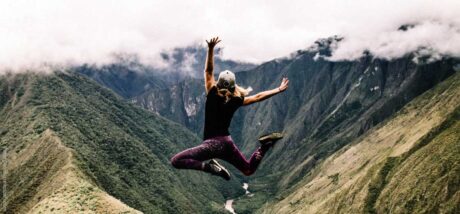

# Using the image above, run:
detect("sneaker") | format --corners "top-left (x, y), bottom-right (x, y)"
top-left (258, 132), bottom-right (284, 147)
top-left (206, 159), bottom-right (231, 180)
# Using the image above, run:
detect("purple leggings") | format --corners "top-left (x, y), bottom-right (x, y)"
top-left (170, 136), bottom-right (269, 176)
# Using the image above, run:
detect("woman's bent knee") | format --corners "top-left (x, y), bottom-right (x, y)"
top-left (170, 155), bottom-right (180, 168)
top-left (243, 169), bottom-right (254, 176)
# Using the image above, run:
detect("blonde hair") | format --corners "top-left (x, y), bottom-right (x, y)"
top-left (217, 84), bottom-right (252, 102)
top-left (235, 84), bottom-right (252, 97)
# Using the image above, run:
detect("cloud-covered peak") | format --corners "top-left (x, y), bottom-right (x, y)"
top-left (0, 0), bottom-right (459, 72)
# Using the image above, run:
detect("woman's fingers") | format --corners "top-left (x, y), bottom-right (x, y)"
top-left (282, 77), bottom-right (288, 84)
top-left (207, 37), bottom-right (221, 46)
top-left (279, 78), bottom-right (289, 92)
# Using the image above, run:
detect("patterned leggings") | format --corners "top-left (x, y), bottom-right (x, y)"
top-left (170, 135), bottom-right (269, 176)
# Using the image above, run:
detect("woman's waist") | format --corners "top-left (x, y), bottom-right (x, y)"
top-left (203, 134), bottom-right (233, 143)
top-left (203, 127), bottom-right (230, 137)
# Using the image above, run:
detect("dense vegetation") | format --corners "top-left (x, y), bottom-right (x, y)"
top-left (0, 72), bottom-right (243, 213)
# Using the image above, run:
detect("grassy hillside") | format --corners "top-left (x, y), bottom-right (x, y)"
top-left (374, 111), bottom-right (459, 213)
top-left (258, 71), bottom-right (460, 213)
top-left (1, 128), bottom-right (140, 213)
top-left (0, 72), bottom-right (241, 213)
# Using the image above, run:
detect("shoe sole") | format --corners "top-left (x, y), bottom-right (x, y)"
top-left (258, 132), bottom-right (284, 143)
top-left (210, 159), bottom-right (231, 180)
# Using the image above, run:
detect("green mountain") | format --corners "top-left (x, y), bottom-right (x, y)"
top-left (2, 38), bottom-right (458, 213)
top-left (130, 41), bottom-right (459, 212)
top-left (261, 68), bottom-right (460, 213)
top-left (76, 63), bottom-right (168, 99)
top-left (0, 72), bottom-right (243, 213)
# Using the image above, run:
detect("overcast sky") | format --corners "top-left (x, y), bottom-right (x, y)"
top-left (0, 0), bottom-right (459, 71)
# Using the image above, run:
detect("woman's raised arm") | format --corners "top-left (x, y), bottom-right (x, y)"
top-left (204, 37), bottom-right (221, 94)
top-left (243, 77), bottom-right (289, 106)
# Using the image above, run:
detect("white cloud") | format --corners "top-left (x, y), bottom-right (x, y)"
top-left (329, 19), bottom-right (460, 61)
top-left (0, 0), bottom-right (459, 72)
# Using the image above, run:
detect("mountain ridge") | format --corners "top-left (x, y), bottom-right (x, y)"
top-left (0, 72), bottom-right (241, 213)
top-left (260, 70), bottom-right (460, 213)
top-left (76, 45), bottom-right (257, 99)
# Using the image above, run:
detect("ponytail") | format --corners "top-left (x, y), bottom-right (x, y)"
top-left (234, 84), bottom-right (252, 97)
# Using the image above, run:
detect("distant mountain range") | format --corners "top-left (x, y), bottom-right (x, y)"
top-left (1, 38), bottom-right (459, 213)
top-left (75, 45), bottom-right (257, 98)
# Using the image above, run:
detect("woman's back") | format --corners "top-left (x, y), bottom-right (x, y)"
top-left (203, 86), bottom-right (244, 140)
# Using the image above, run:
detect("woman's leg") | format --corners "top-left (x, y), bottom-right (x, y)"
top-left (170, 143), bottom-right (215, 171)
top-left (170, 138), bottom-right (227, 171)
top-left (221, 138), bottom-right (270, 176)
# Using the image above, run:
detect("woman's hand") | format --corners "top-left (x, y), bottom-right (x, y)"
top-left (206, 37), bottom-right (221, 49)
top-left (278, 77), bottom-right (289, 92)
top-left (204, 37), bottom-right (220, 93)
top-left (243, 77), bottom-right (290, 106)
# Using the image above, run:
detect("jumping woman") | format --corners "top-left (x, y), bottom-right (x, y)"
top-left (170, 37), bottom-right (289, 180)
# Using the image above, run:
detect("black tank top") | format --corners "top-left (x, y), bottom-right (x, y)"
top-left (203, 86), bottom-right (244, 140)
